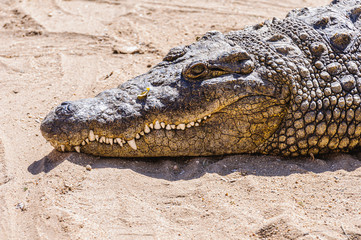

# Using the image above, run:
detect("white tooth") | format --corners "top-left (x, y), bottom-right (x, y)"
top-left (109, 138), bottom-right (113, 145)
top-left (171, 124), bottom-right (176, 129)
top-left (100, 136), bottom-right (105, 143)
top-left (161, 122), bottom-right (165, 128)
top-left (116, 138), bottom-right (123, 147)
top-left (136, 133), bottom-right (140, 139)
top-left (177, 124), bottom-right (186, 130)
top-left (190, 121), bottom-right (195, 126)
top-left (195, 123), bottom-right (200, 126)
top-left (149, 123), bottom-right (154, 129)
top-left (127, 139), bottom-right (137, 150)
top-left (81, 141), bottom-right (86, 146)
top-left (203, 116), bottom-right (207, 120)
top-left (74, 146), bottom-right (80, 153)
top-left (85, 138), bottom-right (89, 144)
top-left (186, 123), bottom-right (192, 128)
top-left (105, 138), bottom-right (109, 144)
top-left (140, 131), bottom-right (144, 136)
top-left (208, 114), bottom-right (211, 118)
top-left (60, 145), bottom-right (65, 152)
top-left (154, 121), bottom-right (161, 129)
top-left (144, 125), bottom-right (150, 133)
top-left (197, 119), bottom-right (202, 123)
top-left (122, 139), bottom-right (126, 144)
top-left (95, 135), bottom-right (99, 141)
top-left (166, 124), bottom-right (172, 130)
top-left (89, 130), bottom-right (95, 141)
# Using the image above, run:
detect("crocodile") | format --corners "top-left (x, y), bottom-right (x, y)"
top-left (41, 0), bottom-right (361, 157)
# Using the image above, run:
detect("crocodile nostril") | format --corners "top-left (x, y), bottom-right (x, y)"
top-left (55, 101), bottom-right (75, 116)
top-left (61, 101), bottom-right (70, 106)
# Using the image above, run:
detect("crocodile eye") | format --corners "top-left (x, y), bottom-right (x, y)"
top-left (184, 63), bottom-right (208, 80)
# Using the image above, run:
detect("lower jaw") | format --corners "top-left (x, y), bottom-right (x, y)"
top-left (52, 131), bottom-right (258, 157)
top-left (55, 143), bottom-right (241, 157)
top-left (53, 141), bottom-right (213, 157)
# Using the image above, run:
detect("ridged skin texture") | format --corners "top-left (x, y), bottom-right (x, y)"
top-left (41, 0), bottom-right (361, 157)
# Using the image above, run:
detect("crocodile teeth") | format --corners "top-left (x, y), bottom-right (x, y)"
top-left (128, 139), bottom-right (137, 150)
top-left (116, 138), bottom-right (123, 147)
top-left (60, 145), bottom-right (65, 152)
top-left (154, 121), bottom-right (161, 129)
top-left (81, 114), bottom-right (213, 149)
top-left (144, 125), bottom-right (150, 133)
top-left (74, 146), bottom-right (80, 153)
top-left (177, 124), bottom-right (186, 130)
top-left (89, 130), bottom-right (95, 141)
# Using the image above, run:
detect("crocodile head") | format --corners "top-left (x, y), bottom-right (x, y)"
top-left (41, 31), bottom-right (291, 157)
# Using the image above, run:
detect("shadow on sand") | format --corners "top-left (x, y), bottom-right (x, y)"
top-left (28, 150), bottom-right (361, 181)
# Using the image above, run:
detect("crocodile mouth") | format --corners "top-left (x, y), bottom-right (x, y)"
top-left (46, 93), bottom-right (286, 157)
top-left (54, 113), bottom-right (213, 153)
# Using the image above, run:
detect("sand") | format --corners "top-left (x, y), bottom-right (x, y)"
top-left (0, 0), bottom-right (360, 239)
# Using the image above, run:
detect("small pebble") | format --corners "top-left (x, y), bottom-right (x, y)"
top-left (16, 202), bottom-right (26, 211)
top-left (86, 165), bottom-right (92, 171)
top-left (173, 165), bottom-right (178, 171)
top-left (112, 45), bottom-right (141, 54)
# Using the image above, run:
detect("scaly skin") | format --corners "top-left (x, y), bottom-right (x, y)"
top-left (41, 0), bottom-right (361, 157)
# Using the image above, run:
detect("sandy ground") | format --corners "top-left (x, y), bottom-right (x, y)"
top-left (0, 0), bottom-right (361, 239)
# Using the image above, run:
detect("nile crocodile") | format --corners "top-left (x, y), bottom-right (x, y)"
top-left (41, 0), bottom-right (361, 157)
